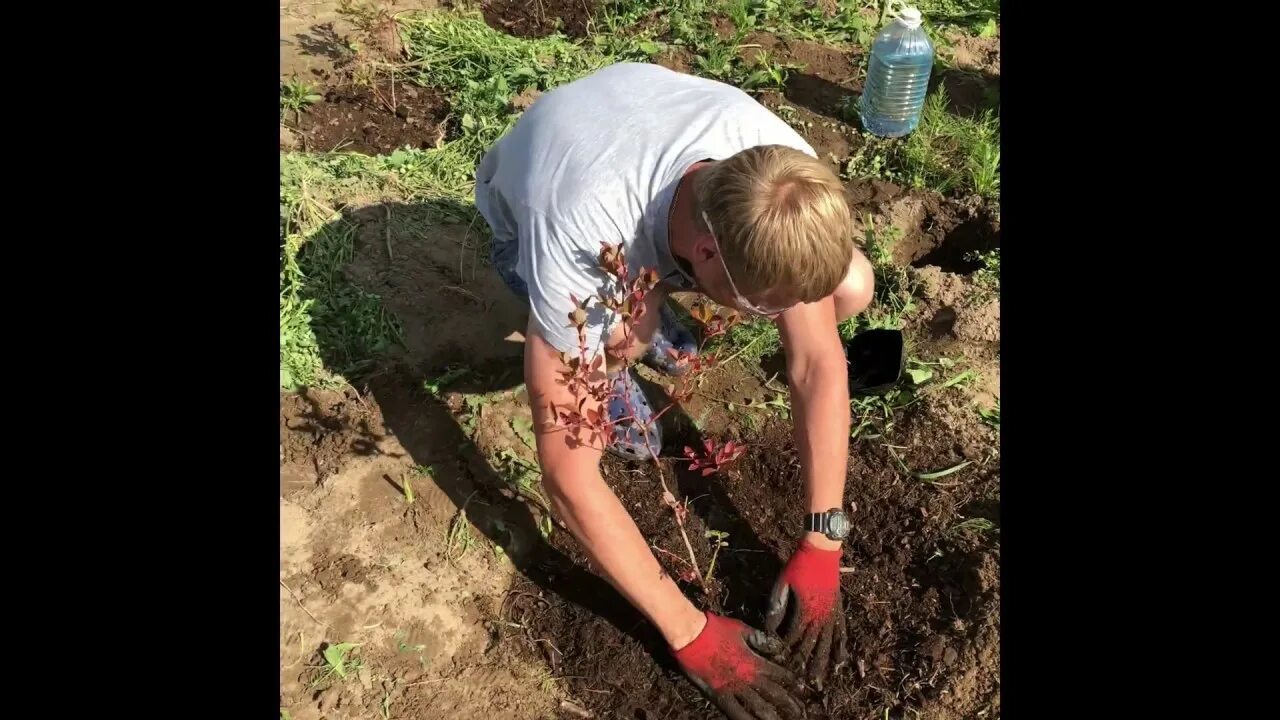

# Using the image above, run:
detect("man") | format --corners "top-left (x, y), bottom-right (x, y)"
top-left (475, 62), bottom-right (874, 720)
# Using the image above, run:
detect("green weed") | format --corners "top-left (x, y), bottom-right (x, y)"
top-left (704, 529), bottom-right (731, 584)
top-left (447, 492), bottom-right (479, 562)
top-left (424, 365), bottom-right (472, 397)
top-left (849, 386), bottom-right (916, 440)
top-left (739, 49), bottom-right (801, 90)
top-left (978, 397), bottom-right (999, 430)
top-left (323, 642), bottom-right (362, 678)
top-left (751, 0), bottom-right (875, 46)
top-left (902, 356), bottom-right (976, 390)
top-left (969, 247), bottom-right (999, 295)
top-left (458, 393), bottom-right (491, 437)
top-left (308, 642), bottom-right (363, 690)
top-left (404, 464), bottom-right (436, 504)
top-left (510, 415), bottom-right (536, 450)
top-left (496, 449), bottom-right (554, 539)
top-left (281, 76), bottom-right (322, 123)
top-left (914, 0), bottom-right (999, 32)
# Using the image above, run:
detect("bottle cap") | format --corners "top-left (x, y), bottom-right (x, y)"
top-left (898, 6), bottom-right (923, 28)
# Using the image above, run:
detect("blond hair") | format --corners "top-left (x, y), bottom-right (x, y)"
top-left (694, 145), bottom-right (853, 304)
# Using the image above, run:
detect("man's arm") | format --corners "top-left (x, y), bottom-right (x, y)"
top-left (765, 295), bottom-right (851, 688)
top-left (526, 320), bottom-right (807, 719)
top-left (524, 321), bottom-right (706, 649)
top-left (776, 295), bottom-right (850, 548)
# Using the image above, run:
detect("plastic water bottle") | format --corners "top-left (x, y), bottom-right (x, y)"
top-left (859, 6), bottom-right (934, 138)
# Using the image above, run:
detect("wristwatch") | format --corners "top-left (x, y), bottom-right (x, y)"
top-left (805, 508), bottom-right (851, 541)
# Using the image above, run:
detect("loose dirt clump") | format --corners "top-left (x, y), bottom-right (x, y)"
top-left (945, 31), bottom-right (1000, 76)
top-left (847, 183), bottom-right (999, 273)
top-left (480, 0), bottom-right (599, 39)
top-left (280, 378), bottom-right (564, 720)
top-left (757, 90), bottom-right (854, 167)
top-left (286, 78), bottom-right (450, 154)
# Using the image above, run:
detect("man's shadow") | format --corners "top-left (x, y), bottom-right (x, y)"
top-left (296, 199), bottom-right (787, 670)
top-left (783, 64), bottom-right (1001, 121)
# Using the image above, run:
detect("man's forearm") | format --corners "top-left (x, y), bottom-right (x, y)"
top-left (542, 464), bottom-right (707, 648)
top-left (788, 356), bottom-right (851, 550)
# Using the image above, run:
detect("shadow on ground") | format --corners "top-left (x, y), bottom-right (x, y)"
top-left (295, 197), bottom-right (786, 671)
top-left (781, 65), bottom-right (1000, 124)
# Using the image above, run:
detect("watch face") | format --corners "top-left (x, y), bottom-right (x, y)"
top-left (827, 512), bottom-right (850, 538)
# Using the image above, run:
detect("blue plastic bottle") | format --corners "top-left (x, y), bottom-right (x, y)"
top-left (859, 6), bottom-right (934, 138)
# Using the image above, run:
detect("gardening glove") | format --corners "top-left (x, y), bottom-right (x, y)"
top-left (765, 540), bottom-right (849, 690)
top-left (673, 612), bottom-right (806, 720)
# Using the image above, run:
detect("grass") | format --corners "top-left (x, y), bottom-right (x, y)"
top-left (713, 318), bottom-right (781, 366)
top-left (844, 89), bottom-right (1000, 201)
top-left (845, 217), bottom-right (916, 336)
top-left (280, 158), bottom-right (408, 389)
top-left (899, 89), bottom-right (1000, 198)
top-left (915, 0), bottom-right (1000, 32)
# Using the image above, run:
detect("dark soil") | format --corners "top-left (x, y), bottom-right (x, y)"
top-left (284, 78), bottom-right (449, 154)
top-left (743, 33), bottom-right (863, 120)
top-left (511, 403), bottom-right (1000, 719)
top-left (757, 90), bottom-right (853, 168)
top-left (854, 182), bottom-right (1000, 274)
top-left (935, 69), bottom-right (1000, 117)
top-left (480, 0), bottom-right (600, 39)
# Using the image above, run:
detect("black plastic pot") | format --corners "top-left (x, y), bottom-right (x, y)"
top-left (844, 328), bottom-right (905, 396)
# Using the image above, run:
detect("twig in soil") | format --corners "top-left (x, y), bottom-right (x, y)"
top-left (532, 637), bottom-right (563, 657)
top-left (280, 580), bottom-right (330, 630)
top-left (385, 205), bottom-right (394, 261)
top-left (560, 700), bottom-right (593, 718)
top-left (650, 544), bottom-right (695, 573)
top-left (284, 631), bottom-right (308, 668)
top-left (714, 330), bottom-right (769, 369)
top-left (442, 285), bottom-right (483, 303)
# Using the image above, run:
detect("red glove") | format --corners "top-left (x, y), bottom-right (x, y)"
top-left (765, 540), bottom-right (849, 689)
top-left (673, 612), bottom-right (805, 720)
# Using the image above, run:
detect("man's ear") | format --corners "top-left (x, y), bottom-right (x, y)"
top-left (692, 234), bottom-right (718, 262)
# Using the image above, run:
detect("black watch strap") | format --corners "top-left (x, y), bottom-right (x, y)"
top-left (805, 512), bottom-right (829, 534)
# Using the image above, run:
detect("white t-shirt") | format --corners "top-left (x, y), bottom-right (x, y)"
top-left (475, 62), bottom-right (815, 353)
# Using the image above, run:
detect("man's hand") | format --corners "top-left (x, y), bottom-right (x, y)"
top-left (765, 540), bottom-right (848, 689)
top-left (674, 612), bottom-right (806, 720)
